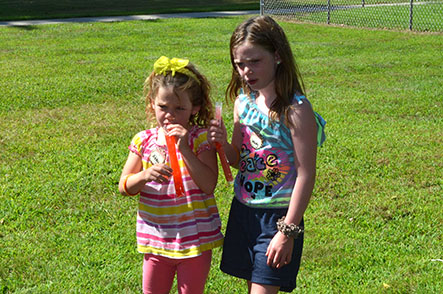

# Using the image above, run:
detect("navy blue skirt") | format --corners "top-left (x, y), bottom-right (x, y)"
top-left (220, 197), bottom-right (304, 292)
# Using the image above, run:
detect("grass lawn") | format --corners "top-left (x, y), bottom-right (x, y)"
top-left (0, 0), bottom-right (258, 21)
top-left (265, 1), bottom-right (443, 31)
top-left (0, 15), bottom-right (442, 293)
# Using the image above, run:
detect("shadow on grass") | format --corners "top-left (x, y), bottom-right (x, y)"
top-left (10, 25), bottom-right (39, 30)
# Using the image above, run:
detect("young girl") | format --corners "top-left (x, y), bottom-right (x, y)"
top-left (208, 16), bottom-right (325, 293)
top-left (119, 56), bottom-right (224, 294)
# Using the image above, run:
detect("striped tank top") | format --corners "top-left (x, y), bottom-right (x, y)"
top-left (128, 126), bottom-right (223, 258)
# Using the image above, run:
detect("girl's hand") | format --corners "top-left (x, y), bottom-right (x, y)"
top-left (165, 124), bottom-right (190, 151)
top-left (143, 164), bottom-right (172, 183)
top-left (208, 119), bottom-right (228, 147)
top-left (265, 232), bottom-right (294, 269)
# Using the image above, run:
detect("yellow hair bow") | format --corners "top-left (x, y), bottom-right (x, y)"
top-left (153, 56), bottom-right (199, 83)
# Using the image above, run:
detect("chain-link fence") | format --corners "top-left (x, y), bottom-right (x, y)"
top-left (260, 0), bottom-right (443, 31)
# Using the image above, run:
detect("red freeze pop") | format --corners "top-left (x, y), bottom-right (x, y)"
top-left (165, 133), bottom-right (185, 197)
top-left (215, 102), bottom-right (234, 184)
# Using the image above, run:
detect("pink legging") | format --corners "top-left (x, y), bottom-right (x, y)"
top-left (142, 250), bottom-right (212, 294)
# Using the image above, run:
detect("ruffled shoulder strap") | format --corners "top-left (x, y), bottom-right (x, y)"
top-left (292, 95), bottom-right (326, 147)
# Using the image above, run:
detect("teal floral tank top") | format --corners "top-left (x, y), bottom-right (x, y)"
top-left (234, 92), bottom-right (326, 208)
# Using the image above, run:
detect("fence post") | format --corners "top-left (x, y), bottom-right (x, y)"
top-left (327, 0), bottom-right (331, 24)
top-left (409, 0), bottom-right (413, 30)
top-left (362, 0), bottom-right (365, 8)
top-left (260, 0), bottom-right (264, 16)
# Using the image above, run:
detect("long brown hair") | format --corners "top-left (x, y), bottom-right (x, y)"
top-left (226, 15), bottom-right (306, 124)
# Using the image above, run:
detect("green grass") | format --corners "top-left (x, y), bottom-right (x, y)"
top-left (0, 0), bottom-right (258, 21)
top-left (1, 16), bottom-right (442, 293)
top-left (295, 4), bottom-right (443, 31)
top-left (270, 1), bottom-right (443, 31)
top-left (275, 0), bottom-right (438, 5)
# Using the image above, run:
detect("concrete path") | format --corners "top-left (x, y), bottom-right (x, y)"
top-left (0, 10), bottom-right (259, 26)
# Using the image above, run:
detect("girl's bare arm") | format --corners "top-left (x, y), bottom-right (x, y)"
top-left (266, 102), bottom-right (318, 269)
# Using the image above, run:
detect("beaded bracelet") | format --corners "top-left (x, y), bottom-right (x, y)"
top-left (276, 216), bottom-right (304, 239)
top-left (123, 173), bottom-right (139, 196)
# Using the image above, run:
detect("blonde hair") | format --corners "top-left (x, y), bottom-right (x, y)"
top-left (226, 15), bottom-right (306, 124)
top-left (144, 62), bottom-right (213, 127)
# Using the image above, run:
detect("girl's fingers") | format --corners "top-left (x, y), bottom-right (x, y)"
top-left (266, 248), bottom-right (276, 267)
top-left (159, 166), bottom-right (172, 176)
top-left (148, 165), bottom-right (172, 183)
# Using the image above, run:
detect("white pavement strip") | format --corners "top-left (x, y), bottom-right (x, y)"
top-left (0, 10), bottom-right (259, 26)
